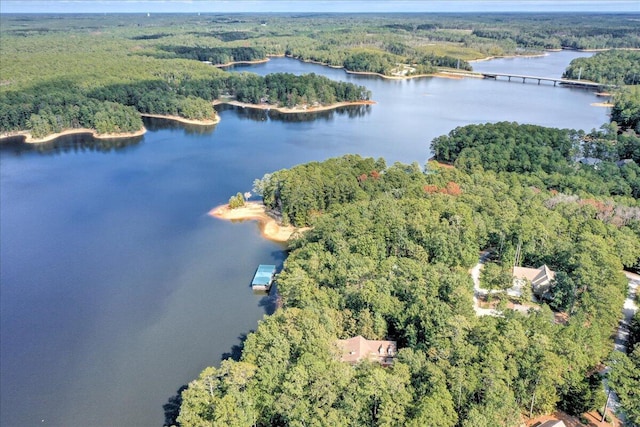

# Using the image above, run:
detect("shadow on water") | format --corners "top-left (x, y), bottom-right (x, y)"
top-left (160, 249), bottom-right (285, 426)
top-left (0, 133), bottom-right (144, 156)
top-left (257, 284), bottom-right (278, 315)
top-left (163, 384), bottom-right (187, 427)
top-left (0, 116), bottom-right (217, 158)
top-left (215, 103), bottom-right (371, 123)
top-left (221, 333), bottom-right (251, 362)
top-left (162, 331), bottom-right (253, 426)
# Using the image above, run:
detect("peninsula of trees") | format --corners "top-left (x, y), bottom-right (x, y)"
top-left (179, 122), bottom-right (640, 426)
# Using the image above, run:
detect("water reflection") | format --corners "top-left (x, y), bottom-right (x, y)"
top-left (0, 117), bottom-right (217, 157)
top-left (142, 116), bottom-right (218, 136)
top-left (0, 133), bottom-right (144, 156)
top-left (216, 103), bottom-right (372, 123)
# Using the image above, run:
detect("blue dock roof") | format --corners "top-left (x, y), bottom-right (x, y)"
top-left (252, 265), bottom-right (276, 286)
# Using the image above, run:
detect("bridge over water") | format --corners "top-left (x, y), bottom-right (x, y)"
top-left (481, 72), bottom-right (602, 88)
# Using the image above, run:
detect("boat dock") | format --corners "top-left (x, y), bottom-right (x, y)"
top-left (252, 264), bottom-right (276, 291)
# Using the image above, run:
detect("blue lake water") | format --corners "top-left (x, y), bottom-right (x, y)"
top-left (0, 51), bottom-right (608, 426)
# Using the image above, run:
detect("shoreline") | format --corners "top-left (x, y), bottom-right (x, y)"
top-left (1, 127), bottom-right (147, 144)
top-left (212, 54), bottom-right (286, 68)
top-left (1, 112), bottom-right (220, 144)
top-left (213, 99), bottom-right (376, 113)
top-left (345, 69), bottom-right (436, 80)
top-left (469, 52), bottom-right (549, 63)
top-left (346, 69), bottom-right (483, 81)
top-left (140, 113), bottom-right (220, 125)
top-left (288, 55), bottom-right (470, 80)
top-left (214, 58), bottom-right (270, 68)
top-left (470, 47), bottom-right (640, 63)
top-left (208, 201), bottom-right (309, 243)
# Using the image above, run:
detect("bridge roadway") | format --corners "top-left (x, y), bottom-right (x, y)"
top-left (481, 72), bottom-right (602, 88)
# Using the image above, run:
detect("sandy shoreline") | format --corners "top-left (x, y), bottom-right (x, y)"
top-left (591, 102), bottom-right (614, 107)
top-left (469, 52), bottom-right (549, 63)
top-left (0, 127), bottom-right (147, 144)
top-left (289, 55), bottom-right (475, 80)
top-left (470, 47), bottom-right (640, 63)
top-left (213, 99), bottom-right (376, 113)
top-left (1, 112), bottom-right (220, 144)
top-left (140, 113), bottom-right (220, 125)
top-left (208, 201), bottom-right (309, 243)
top-left (214, 58), bottom-right (270, 68)
top-left (345, 69), bottom-right (436, 80)
top-left (212, 54), bottom-right (286, 68)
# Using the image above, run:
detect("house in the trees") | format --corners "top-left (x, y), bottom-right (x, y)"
top-left (538, 420), bottom-right (567, 427)
top-left (336, 336), bottom-right (396, 366)
top-left (616, 158), bottom-right (635, 167)
top-left (577, 157), bottom-right (602, 168)
top-left (512, 265), bottom-right (556, 298)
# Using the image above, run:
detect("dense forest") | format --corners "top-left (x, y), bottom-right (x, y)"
top-left (563, 50), bottom-right (640, 86)
top-left (612, 86), bottom-right (640, 133)
top-left (431, 122), bottom-right (640, 198)
top-left (2, 13), bottom-right (639, 138)
top-left (178, 123), bottom-right (640, 426)
top-left (563, 50), bottom-right (640, 133)
top-left (0, 70), bottom-right (369, 138)
top-left (159, 46), bottom-right (267, 64)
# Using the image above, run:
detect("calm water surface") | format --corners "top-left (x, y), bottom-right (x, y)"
top-left (0, 51), bottom-right (608, 426)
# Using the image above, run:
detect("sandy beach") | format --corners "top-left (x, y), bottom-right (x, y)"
top-left (209, 201), bottom-right (310, 243)
top-left (212, 99), bottom-right (376, 113)
top-left (591, 102), bottom-right (614, 107)
top-left (140, 113), bottom-right (220, 125)
top-left (214, 58), bottom-right (270, 68)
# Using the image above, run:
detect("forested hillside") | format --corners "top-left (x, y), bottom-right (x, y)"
top-left (612, 86), bottom-right (640, 133)
top-left (563, 50), bottom-right (640, 134)
top-left (431, 121), bottom-right (640, 198)
top-left (178, 123), bottom-right (640, 426)
top-left (563, 50), bottom-right (640, 86)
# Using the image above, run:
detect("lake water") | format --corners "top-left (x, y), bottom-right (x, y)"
top-left (0, 51), bottom-right (608, 426)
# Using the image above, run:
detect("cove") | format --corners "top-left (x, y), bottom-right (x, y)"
top-left (0, 51), bottom-right (608, 426)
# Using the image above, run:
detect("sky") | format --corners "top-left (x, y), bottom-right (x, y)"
top-left (1, 0), bottom-right (638, 14)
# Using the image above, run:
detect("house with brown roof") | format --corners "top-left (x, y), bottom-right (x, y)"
top-left (512, 264), bottom-right (556, 298)
top-left (336, 336), bottom-right (397, 366)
